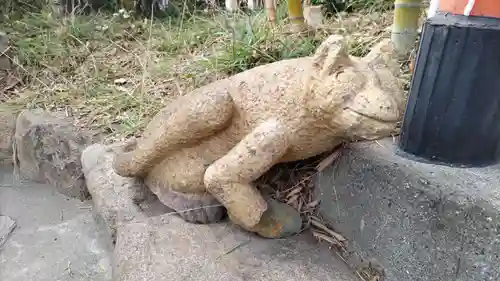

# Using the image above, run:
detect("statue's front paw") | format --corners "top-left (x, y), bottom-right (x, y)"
top-left (249, 198), bottom-right (302, 239)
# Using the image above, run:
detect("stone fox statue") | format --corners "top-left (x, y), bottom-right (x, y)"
top-left (113, 35), bottom-right (405, 238)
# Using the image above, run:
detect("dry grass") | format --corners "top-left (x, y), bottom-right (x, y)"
top-left (1, 3), bottom-right (421, 280)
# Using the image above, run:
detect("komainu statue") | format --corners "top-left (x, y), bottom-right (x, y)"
top-left (113, 35), bottom-right (405, 238)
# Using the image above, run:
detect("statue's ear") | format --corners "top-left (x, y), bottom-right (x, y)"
top-left (312, 35), bottom-right (352, 78)
top-left (363, 38), bottom-right (394, 63)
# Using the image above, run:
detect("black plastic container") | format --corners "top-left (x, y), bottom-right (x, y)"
top-left (399, 12), bottom-right (500, 167)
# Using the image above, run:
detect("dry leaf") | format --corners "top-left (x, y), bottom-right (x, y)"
top-left (306, 199), bottom-right (320, 208)
top-left (312, 231), bottom-right (343, 247)
top-left (316, 147), bottom-right (343, 172)
top-left (286, 194), bottom-right (299, 204)
top-left (356, 271), bottom-right (369, 281)
top-left (287, 186), bottom-right (302, 198)
top-left (310, 218), bottom-right (347, 242)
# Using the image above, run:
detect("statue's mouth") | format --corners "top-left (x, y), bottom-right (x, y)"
top-left (347, 107), bottom-right (400, 123)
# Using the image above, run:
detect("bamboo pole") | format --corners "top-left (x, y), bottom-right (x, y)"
top-left (287, 0), bottom-right (305, 31)
top-left (265, 0), bottom-right (277, 24)
top-left (391, 0), bottom-right (423, 57)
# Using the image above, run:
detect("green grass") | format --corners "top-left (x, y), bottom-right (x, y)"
top-left (0, 1), bottom-right (398, 140)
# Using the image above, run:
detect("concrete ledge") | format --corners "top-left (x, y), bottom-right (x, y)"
top-left (317, 138), bottom-right (500, 281)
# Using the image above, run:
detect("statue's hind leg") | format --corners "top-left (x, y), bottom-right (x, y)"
top-left (113, 88), bottom-right (234, 178)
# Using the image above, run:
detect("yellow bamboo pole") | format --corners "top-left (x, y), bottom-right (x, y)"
top-left (391, 0), bottom-right (423, 57)
top-left (287, 0), bottom-right (305, 31)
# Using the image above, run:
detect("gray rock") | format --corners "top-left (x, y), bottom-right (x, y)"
top-left (0, 215), bottom-right (16, 248)
top-left (0, 32), bottom-right (10, 71)
top-left (112, 213), bottom-right (358, 281)
top-left (81, 143), bottom-right (170, 243)
top-left (13, 109), bottom-right (91, 200)
top-left (252, 196), bottom-right (303, 239)
top-left (317, 138), bottom-right (500, 281)
top-left (0, 58), bottom-right (8, 71)
top-left (0, 32), bottom-right (8, 52)
top-left (0, 111), bottom-right (16, 164)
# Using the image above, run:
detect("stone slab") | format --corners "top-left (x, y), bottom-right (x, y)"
top-left (0, 165), bottom-right (112, 281)
top-left (113, 213), bottom-right (358, 281)
top-left (317, 138), bottom-right (500, 281)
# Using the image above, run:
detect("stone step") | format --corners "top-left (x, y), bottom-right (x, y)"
top-left (0, 165), bottom-right (113, 281)
top-left (113, 213), bottom-right (357, 281)
top-left (317, 138), bottom-right (500, 281)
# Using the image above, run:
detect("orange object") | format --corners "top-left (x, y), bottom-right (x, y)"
top-left (439, 0), bottom-right (500, 18)
top-left (409, 58), bottom-right (415, 74)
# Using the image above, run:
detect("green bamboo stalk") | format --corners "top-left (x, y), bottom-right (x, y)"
top-left (391, 0), bottom-right (423, 57)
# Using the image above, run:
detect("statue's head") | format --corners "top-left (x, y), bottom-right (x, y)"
top-left (303, 35), bottom-right (368, 122)
top-left (304, 35), bottom-right (404, 137)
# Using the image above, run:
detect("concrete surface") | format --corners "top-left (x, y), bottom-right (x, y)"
top-left (0, 165), bottom-right (112, 281)
top-left (113, 213), bottom-right (358, 281)
top-left (317, 138), bottom-right (500, 281)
